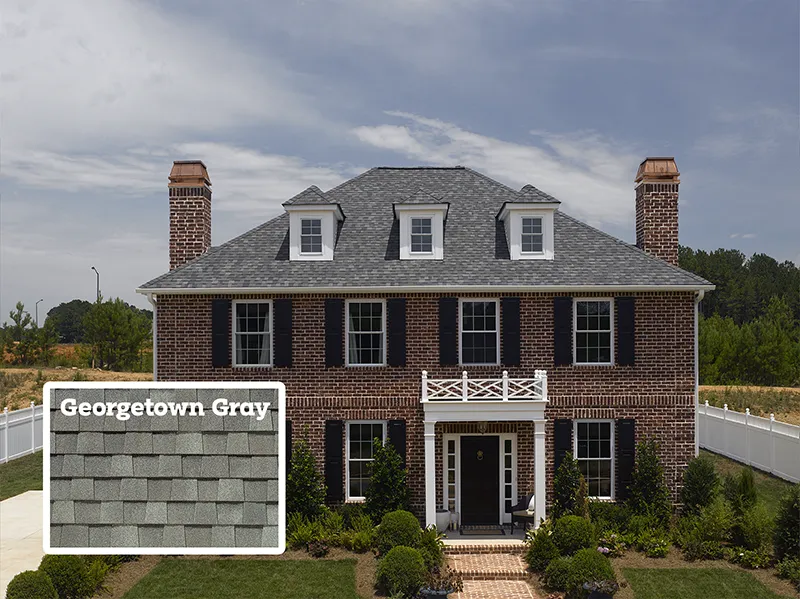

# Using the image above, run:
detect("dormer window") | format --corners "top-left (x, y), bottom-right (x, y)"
top-left (497, 186), bottom-right (560, 261)
top-left (410, 217), bottom-right (433, 254)
top-left (301, 218), bottom-right (323, 254)
top-left (521, 217), bottom-right (544, 254)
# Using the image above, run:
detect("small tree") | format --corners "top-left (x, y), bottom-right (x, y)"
top-left (628, 439), bottom-right (671, 525)
top-left (82, 297), bottom-right (151, 370)
top-left (287, 437), bottom-right (327, 519)
top-left (724, 468), bottom-right (757, 517)
top-left (681, 456), bottom-right (719, 516)
top-left (552, 452), bottom-right (583, 520)
top-left (774, 484), bottom-right (800, 560)
top-left (365, 438), bottom-right (410, 523)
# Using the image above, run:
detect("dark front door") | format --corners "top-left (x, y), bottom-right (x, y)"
top-left (460, 436), bottom-right (500, 525)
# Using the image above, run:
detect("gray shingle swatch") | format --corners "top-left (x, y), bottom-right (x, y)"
top-left (50, 386), bottom-right (280, 548)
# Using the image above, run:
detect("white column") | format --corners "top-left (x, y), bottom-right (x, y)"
top-left (534, 420), bottom-right (547, 527)
top-left (424, 420), bottom-right (437, 528)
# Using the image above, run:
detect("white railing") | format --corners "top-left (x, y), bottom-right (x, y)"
top-left (421, 370), bottom-right (548, 402)
top-left (0, 402), bottom-right (45, 464)
top-left (697, 400), bottom-right (800, 484)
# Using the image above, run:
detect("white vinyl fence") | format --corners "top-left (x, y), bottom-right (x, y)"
top-left (697, 401), bottom-right (800, 484)
top-left (0, 402), bottom-right (44, 464)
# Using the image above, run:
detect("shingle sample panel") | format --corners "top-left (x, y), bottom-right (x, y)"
top-left (50, 386), bottom-right (280, 549)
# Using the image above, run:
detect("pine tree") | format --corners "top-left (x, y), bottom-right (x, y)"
top-left (364, 439), bottom-right (410, 523)
top-left (552, 452), bottom-right (583, 520)
top-left (286, 436), bottom-right (326, 519)
top-left (628, 439), bottom-right (671, 525)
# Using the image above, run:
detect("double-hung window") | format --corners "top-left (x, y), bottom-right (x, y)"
top-left (346, 300), bottom-right (385, 366)
top-left (574, 299), bottom-right (613, 364)
top-left (233, 301), bottom-right (272, 366)
top-left (575, 421), bottom-right (614, 498)
top-left (460, 300), bottom-right (499, 365)
top-left (300, 218), bottom-right (323, 254)
top-left (410, 217), bottom-right (433, 254)
top-left (521, 216), bottom-right (543, 253)
top-left (347, 421), bottom-right (386, 500)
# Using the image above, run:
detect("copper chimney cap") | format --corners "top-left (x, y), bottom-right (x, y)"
top-left (169, 160), bottom-right (211, 187)
top-left (635, 157), bottom-right (679, 184)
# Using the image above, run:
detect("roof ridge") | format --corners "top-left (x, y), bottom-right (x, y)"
top-left (460, 166), bottom-right (528, 198)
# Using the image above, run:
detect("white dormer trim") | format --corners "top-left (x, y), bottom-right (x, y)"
top-left (394, 203), bottom-right (448, 260)
top-left (285, 205), bottom-right (344, 261)
top-left (498, 203), bottom-right (558, 261)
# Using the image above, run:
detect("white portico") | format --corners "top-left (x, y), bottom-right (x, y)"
top-left (421, 370), bottom-right (549, 530)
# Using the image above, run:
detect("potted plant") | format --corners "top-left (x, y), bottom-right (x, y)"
top-left (419, 565), bottom-right (464, 598)
top-left (582, 580), bottom-right (619, 599)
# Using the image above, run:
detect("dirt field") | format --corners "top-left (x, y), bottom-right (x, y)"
top-left (700, 385), bottom-right (800, 425)
top-left (0, 367), bottom-right (152, 411)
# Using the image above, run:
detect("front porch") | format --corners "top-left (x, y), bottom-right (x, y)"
top-left (421, 370), bottom-right (549, 531)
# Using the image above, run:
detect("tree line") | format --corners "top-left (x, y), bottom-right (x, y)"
top-left (679, 247), bottom-right (800, 387)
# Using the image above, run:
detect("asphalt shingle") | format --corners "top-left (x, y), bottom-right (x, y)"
top-left (85, 455), bottom-right (112, 477)
top-left (175, 433), bottom-right (203, 454)
top-left (181, 456), bottom-right (201, 478)
top-left (77, 432), bottom-right (105, 454)
top-left (217, 479), bottom-right (245, 502)
top-left (120, 479), bottom-right (148, 501)
top-left (123, 432), bottom-right (153, 454)
top-left (94, 479), bottom-right (121, 501)
top-left (185, 525), bottom-right (212, 547)
top-left (51, 500), bottom-right (75, 524)
top-left (139, 526), bottom-right (165, 547)
top-left (61, 455), bottom-right (84, 477)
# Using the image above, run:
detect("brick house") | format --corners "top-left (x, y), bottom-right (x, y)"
top-left (137, 158), bottom-right (713, 530)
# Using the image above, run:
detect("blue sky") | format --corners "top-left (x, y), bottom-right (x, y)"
top-left (1, 0), bottom-right (797, 317)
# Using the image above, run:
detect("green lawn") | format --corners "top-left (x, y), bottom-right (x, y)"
top-left (0, 450), bottom-right (43, 500)
top-left (623, 568), bottom-right (791, 599)
top-left (122, 559), bottom-right (361, 599)
top-left (700, 449), bottom-right (794, 513)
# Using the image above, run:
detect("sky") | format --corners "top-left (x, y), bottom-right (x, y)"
top-left (1, 0), bottom-right (798, 319)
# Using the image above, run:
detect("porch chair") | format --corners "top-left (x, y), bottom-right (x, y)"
top-left (506, 492), bottom-right (536, 534)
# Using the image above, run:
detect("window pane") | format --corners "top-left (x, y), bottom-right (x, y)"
top-left (348, 303), bottom-right (384, 364)
top-left (234, 303), bottom-right (271, 365)
top-left (575, 301), bottom-right (612, 363)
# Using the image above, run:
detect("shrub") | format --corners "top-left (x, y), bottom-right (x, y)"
top-left (628, 439), bottom-right (671, 525)
top-left (596, 532), bottom-right (627, 558)
top-left (635, 530), bottom-right (670, 558)
top-left (38, 555), bottom-right (92, 599)
top-left (738, 501), bottom-right (774, 551)
top-left (307, 540), bottom-right (329, 557)
top-left (375, 510), bottom-right (421, 556)
top-left (552, 453), bottom-right (583, 520)
top-left (776, 557), bottom-right (800, 587)
top-left (365, 439), bottom-right (410, 523)
top-left (675, 496), bottom-right (733, 561)
top-left (724, 468), bottom-right (758, 517)
top-left (417, 525), bottom-right (445, 570)
top-left (338, 528), bottom-right (374, 553)
top-left (543, 556), bottom-right (573, 591)
top-left (567, 548), bottom-right (616, 598)
top-left (376, 546), bottom-right (427, 598)
top-left (5, 570), bottom-right (57, 599)
top-left (287, 437), bottom-right (327, 520)
top-left (724, 547), bottom-right (771, 569)
top-left (526, 526), bottom-right (560, 572)
top-left (774, 484), bottom-right (800, 560)
top-left (336, 502), bottom-right (367, 528)
top-left (84, 558), bottom-right (111, 595)
top-left (681, 456), bottom-right (719, 516)
top-left (552, 515), bottom-right (594, 556)
top-left (319, 509), bottom-right (345, 542)
top-left (286, 512), bottom-right (322, 549)
top-left (625, 513), bottom-right (663, 537)
top-left (588, 501), bottom-right (630, 535)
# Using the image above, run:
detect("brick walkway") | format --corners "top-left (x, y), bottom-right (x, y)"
top-left (453, 580), bottom-right (536, 599)
top-left (446, 552), bottom-right (528, 580)
top-left (445, 544), bottom-right (536, 598)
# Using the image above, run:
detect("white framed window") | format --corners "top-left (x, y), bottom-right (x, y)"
top-left (410, 217), bottom-right (433, 254)
top-left (300, 218), bottom-right (323, 254)
top-left (521, 216), bottom-right (544, 254)
top-left (345, 300), bottom-right (386, 366)
top-left (346, 421), bottom-right (387, 500)
top-left (232, 300), bottom-right (272, 367)
top-left (574, 420), bottom-right (614, 499)
top-left (459, 299), bottom-right (500, 365)
top-left (573, 299), bottom-right (614, 365)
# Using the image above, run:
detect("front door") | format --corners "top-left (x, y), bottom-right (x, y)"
top-left (459, 436), bottom-right (500, 525)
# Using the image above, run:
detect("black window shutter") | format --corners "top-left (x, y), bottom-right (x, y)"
top-left (387, 298), bottom-right (407, 367)
top-left (617, 419), bottom-right (636, 500)
top-left (286, 419), bottom-right (293, 471)
top-left (439, 297), bottom-right (458, 365)
top-left (211, 299), bottom-right (231, 367)
top-left (501, 297), bottom-right (521, 366)
top-left (324, 420), bottom-right (344, 502)
top-left (325, 299), bottom-right (344, 367)
top-left (554, 419), bottom-right (573, 473)
top-left (553, 296), bottom-right (573, 366)
top-left (617, 297), bottom-right (635, 366)
top-left (273, 298), bottom-right (292, 367)
top-left (388, 420), bottom-right (407, 468)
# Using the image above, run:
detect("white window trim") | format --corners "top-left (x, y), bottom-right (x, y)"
top-left (345, 299), bottom-right (387, 367)
top-left (458, 298), bottom-right (501, 366)
top-left (395, 204), bottom-right (446, 260)
top-left (573, 419), bottom-right (615, 500)
top-left (231, 299), bottom-right (273, 368)
top-left (573, 297), bottom-right (615, 366)
top-left (520, 216), bottom-right (545, 255)
top-left (499, 206), bottom-right (555, 261)
top-left (286, 207), bottom-right (340, 261)
top-left (409, 215), bottom-right (434, 255)
top-left (346, 420), bottom-right (387, 501)
top-left (299, 217), bottom-right (324, 256)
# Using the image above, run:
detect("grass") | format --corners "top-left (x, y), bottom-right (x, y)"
top-left (700, 386), bottom-right (800, 426)
top-left (700, 449), bottom-right (794, 513)
top-left (122, 559), bottom-right (361, 599)
top-left (0, 449), bottom-right (43, 500)
top-left (623, 568), bottom-right (792, 599)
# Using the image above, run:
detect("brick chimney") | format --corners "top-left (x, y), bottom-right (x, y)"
top-left (168, 160), bottom-right (211, 270)
top-left (635, 157), bottom-right (680, 265)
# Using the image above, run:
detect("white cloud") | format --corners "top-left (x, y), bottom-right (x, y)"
top-left (729, 233), bottom-right (757, 239)
top-left (353, 112), bottom-right (642, 226)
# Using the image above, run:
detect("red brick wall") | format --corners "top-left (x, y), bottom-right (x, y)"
top-left (636, 182), bottom-right (679, 266)
top-left (155, 291), bottom-right (696, 511)
top-left (169, 186), bottom-right (211, 270)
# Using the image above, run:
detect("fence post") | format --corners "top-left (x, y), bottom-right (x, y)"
top-left (30, 401), bottom-right (36, 454)
top-left (723, 404), bottom-right (728, 457)
top-left (703, 400), bottom-right (709, 449)
top-left (769, 413), bottom-right (776, 475)
top-left (462, 371), bottom-right (469, 402)
top-left (2, 407), bottom-right (8, 464)
top-left (745, 408), bottom-right (751, 466)
top-left (501, 371), bottom-right (509, 401)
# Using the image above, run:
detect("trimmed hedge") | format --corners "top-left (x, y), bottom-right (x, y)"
top-left (5, 570), bottom-right (57, 599)
top-left (376, 546), bottom-right (427, 598)
top-left (38, 554), bottom-right (92, 599)
top-left (552, 515), bottom-right (594, 556)
top-left (526, 527), bottom-right (560, 572)
top-left (375, 510), bottom-right (421, 556)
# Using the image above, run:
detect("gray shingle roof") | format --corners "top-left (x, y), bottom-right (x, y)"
top-left (139, 166), bottom-right (712, 291)
top-left (281, 185), bottom-right (332, 205)
top-left (395, 188), bottom-right (446, 204)
top-left (515, 184), bottom-right (561, 204)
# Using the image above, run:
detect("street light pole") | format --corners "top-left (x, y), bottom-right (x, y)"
top-left (91, 266), bottom-right (100, 302)
top-left (35, 299), bottom-right (43, 327)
